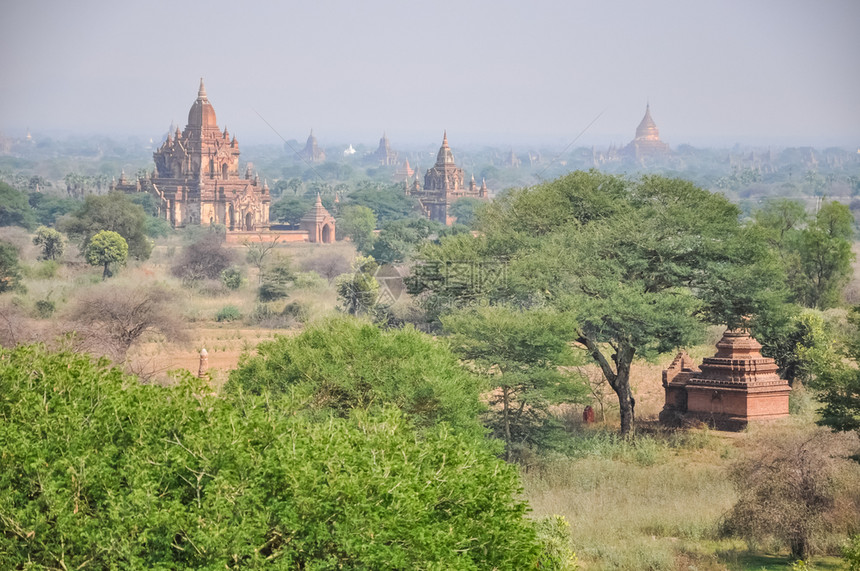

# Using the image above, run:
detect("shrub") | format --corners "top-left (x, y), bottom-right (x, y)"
top-left (32, 226), bottom-right (65, 260)
top-left (220, 266), bottom-right (244, 290)
top-left (33, 299), bottom-right (56, 319)
top-left (535, 516), bottom-right (579, 570)
top-left (299, 251), bottom-right (350, 283)
top-left (258, 257), bottom-right (295, 302)
top-left (0, 240), bottom-right (23, 293)
top-left (722, 428), bottom-right (858, 559)
top-left (227, 316), bottom-right (486, 436)
top-left (843, 535), bottom-right (860, 571)
top-left (171, 233), bottom-right (236, 284)
top-left (215, 305), bottom-right (241, 322)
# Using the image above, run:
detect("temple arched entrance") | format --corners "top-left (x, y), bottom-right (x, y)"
top-left (245, 212), bottom-right (254, 231)
top-left (321, 223), bottom-right (333, 244)
top-left (227, 204), bottom-right (235, 230)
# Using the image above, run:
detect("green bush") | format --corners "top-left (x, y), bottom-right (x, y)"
top-left (33, 299), bottom-right (56, 319)
top-left (215, 305), bottom-right (241, 322)
top-left (227, 316), bottom-right (486, 437)
top-left (220, 266), bottom-right (244, 290)
top-left (0, 344), bottom-right (550, 569)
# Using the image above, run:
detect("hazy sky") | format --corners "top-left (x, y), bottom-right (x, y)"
top-left (1, 0), bottom-right (858, 147)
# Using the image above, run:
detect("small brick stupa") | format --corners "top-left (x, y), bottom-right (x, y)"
top-left (660, 329), bottom-right (791, 430)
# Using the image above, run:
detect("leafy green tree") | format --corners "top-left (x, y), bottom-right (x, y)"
top-left (258, 256), bottom-right (296, 301)
top-left (811, 306), bottom-right (860, 445)
top-left (32, 225), bottom-right (65, 260)
top-left (794, 201), bottom-right (854, 309)
top-left (27, 192), bottom-right (79, 226)
top-left (228, 316), bottom-right (485, 435)
top-left (337, 204), bottom-right (376, 253)
top-left (449, 197), bottom-right (484, 228)
top-left (442, 306), bottom-right (588, 459)
top-left (60, 191), bottom-right (152, 260)
top-left (0, 241), bottom-right (22, 293)
top-left (336, 255), bottom-right (380, 315)
top-left (0, 181), bottom-right (35, 229)
top-left (413, 171), bottom-right (782, 435)
top-left (270, 195), bottom-right (312, 227)
top-left (370, 217), bottom-right (440, 264)
top-left (347, 183), bottom-right (418, 224)
top-left (85, 230), bottom-right (128, 280)
top-left (0, 343), bottom-right (550, 570)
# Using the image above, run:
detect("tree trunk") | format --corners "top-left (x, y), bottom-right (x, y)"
top-left (579, 335), bottom-right (636, 437)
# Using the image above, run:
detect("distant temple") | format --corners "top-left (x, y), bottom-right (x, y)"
top-left (660, 328), bottom-right (791, 430)
top-left (407, 132), bottom-right (486, 225)
top-left (370, 132), bottom-right (398, 166)
top-left (113, 79), bottom-right (270, 231)
top-left (300, 130), bottom-right (326, 163)
top-left (299, 193), bottom-right (336, 243)
top-left (623, 103), bottom-right (670, 160)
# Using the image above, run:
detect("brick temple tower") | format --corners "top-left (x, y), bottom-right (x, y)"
top-left (299, 194), bottom-right (336, 243)
top-left (113, 79), bottom-right (270, 231)
top-left (661, 328), bottom-right (791, 430)
top-left (411, 132), bottom-right (486, 225)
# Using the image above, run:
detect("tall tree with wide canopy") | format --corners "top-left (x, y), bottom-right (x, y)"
top-left (412, 171), bottom-right (783, 435)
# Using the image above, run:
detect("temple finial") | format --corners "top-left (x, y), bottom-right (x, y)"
top-left (198, 77), bottom-right (207, 101)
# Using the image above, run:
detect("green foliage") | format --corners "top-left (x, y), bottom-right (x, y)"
top-left (753, 307), bottom-right (835, 385)
top-left (335, 255), bottom-right (379, 315)
top-left (0, 344), bottom-right (548, 570)
top-left (843, 535), bottom-right (860, 571)
top-left (258, 257), bottom-right (296, 302)
top-left (794, 201), bottom-right (854, 309)
top-left (32, 225), bottom-right (65, 260)
top-left (220, 266), bottom-right (244, 290)
top-left (269, 195), bottom-right (312, 226)
top-left (215, 304), bottom-right (242, 322)
top-left (812, 306), bottom-right (860, 441)
top-left (449, 196), bottom-right (484, 228)
top-left (535, 515), bottom-right (579, 570)
top-left (27, 192), bottom-right (79, 226)
top-left (370, 217), bottom-right (441, 264)
top-left (227, 316), bottom-right (486, 437)
top-left (171, 233), bottom-right (236, 284)
top-left (33, 298), bottom-right (56, 318)
top-left (144, 215), bottom-right (172, 238)
top-left (752, 199), bottom-right (855, 309)
top-left (59, 191), bottom-right (152, 260)
top-left (0, 181), bottom-right (36, 229)
top-left (337, 204), bottom-right (376, 253)
top-left (442, 305), bottom-right (588, 457)
top-left (346, 183), bottom-right (418, 224)
top-left (84, 230), bottom-right (128, 279)
top-left (0, 240), bottom-right (22, 293)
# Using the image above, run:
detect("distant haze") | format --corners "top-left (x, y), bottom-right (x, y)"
top-left (1, 0), bottom-right (858, 148)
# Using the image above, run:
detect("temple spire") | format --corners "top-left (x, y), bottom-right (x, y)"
top-left (197, 77), bottom-right (207, 101)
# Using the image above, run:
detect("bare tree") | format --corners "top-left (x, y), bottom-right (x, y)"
top-left (244, 231), bottom-right (280, 283)
top-left (65, 283), bottom-right (187, 362)
top-left (723, 428), bottom-right (860, 560)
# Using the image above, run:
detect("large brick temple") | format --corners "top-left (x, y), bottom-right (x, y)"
top-left (407, 132), bottom-right (486, 225)
top-left (623, 103), bottom-right (670, 161)
top-left (660, 328), bottom-right (791, 430)
top-left (113, 79), bottom-right (270, 231)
